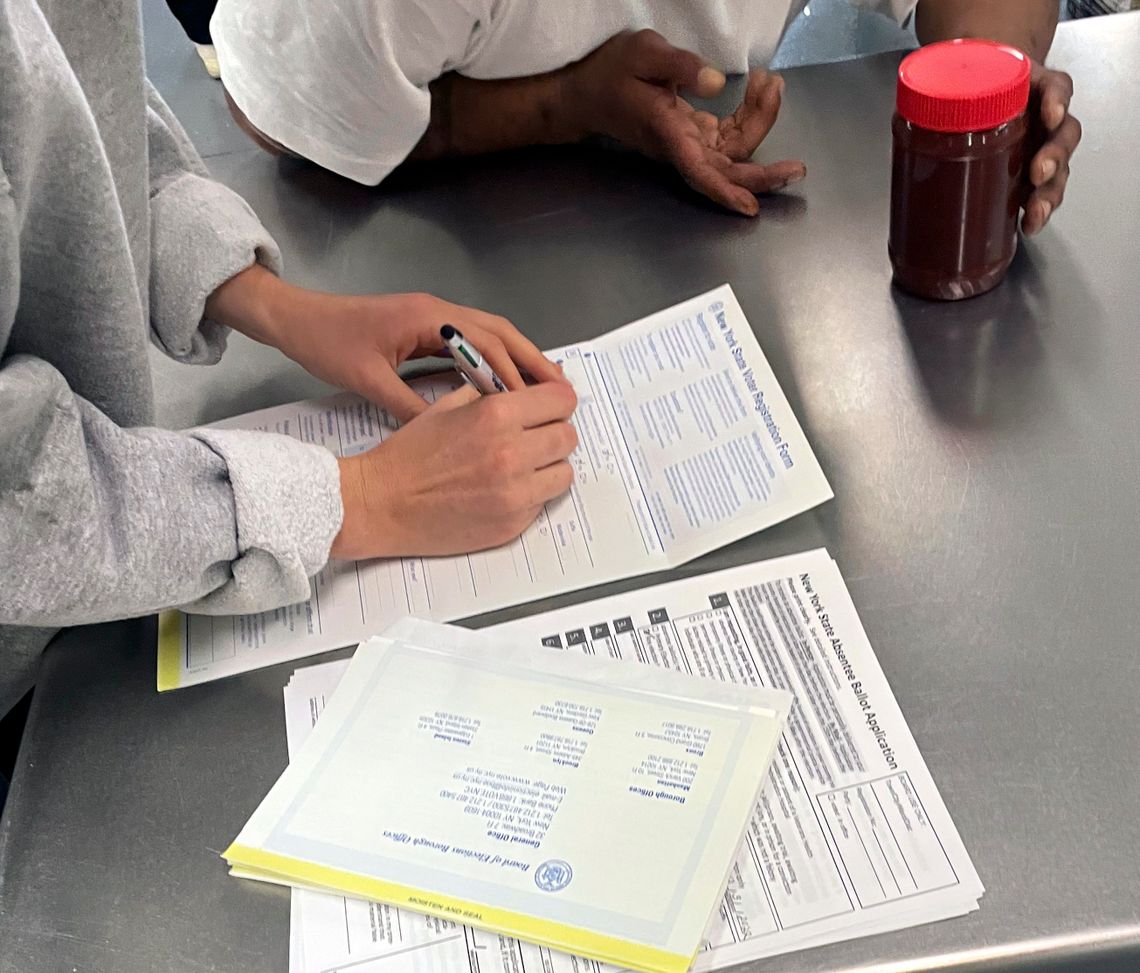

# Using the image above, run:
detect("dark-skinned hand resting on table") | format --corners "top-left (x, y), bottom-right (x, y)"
top-left (229, 0), bottom-right (1076, 231)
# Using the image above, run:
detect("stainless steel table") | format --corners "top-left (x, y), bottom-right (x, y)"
top-left (3, 12), bottom-right (1139, 973)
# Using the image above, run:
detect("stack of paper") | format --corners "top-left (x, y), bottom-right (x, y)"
top-left (227, 618), bottom-right (793, 973)
top-left (158, 284), bottom-right (833, 691)
top-left (278, 550), bottom-right (983, 973)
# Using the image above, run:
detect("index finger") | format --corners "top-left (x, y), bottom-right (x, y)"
top-left (469, 331), bottom-right (528, 392)
top-left (674, 143), bottom-right (760, 216)
top-left (719, 71), bottom-right (784, 161)
top-left (487, 381), bottom-right (579, 429)
top-left (468, 312), bottom-right (569, 386)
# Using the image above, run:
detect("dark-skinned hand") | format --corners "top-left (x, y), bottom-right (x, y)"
top-left (1023, 61), bottom-right (1081, 235)
top-left (567, 29), bottom-right (806, 216)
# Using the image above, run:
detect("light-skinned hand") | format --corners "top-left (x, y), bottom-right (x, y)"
top-left (274, 285), bottom-right (567, 421)
top-left (210, 265), bottom-right (568, 422)
top-left (332, 382), bottom-right (579, 560)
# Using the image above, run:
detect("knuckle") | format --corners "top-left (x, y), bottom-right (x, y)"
top-left (632, 28), bottom-right (667, 58)
top-left (406, 292), bottom-right (437, 316)
top-left (480, 395), bottom-right (512, 427)
top-left (471, 408), bottom-right (497, 439)
top-left (489, 441), bottom-right (518, 472)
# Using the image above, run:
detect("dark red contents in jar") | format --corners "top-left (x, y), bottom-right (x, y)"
top-left (889, 40), bottom-right (1032, 301)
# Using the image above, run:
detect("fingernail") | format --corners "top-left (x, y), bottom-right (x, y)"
top-left (1048, 105), bottom-right (1065, 129)
top-left (786, 168), bottom-right (806, 185)
top-left (697, 66), bottom-right (726, 94)
top-left (1026, 201), bottom-right (1051, 236)
top-left (1040, 159), bottom-right (1057, 183)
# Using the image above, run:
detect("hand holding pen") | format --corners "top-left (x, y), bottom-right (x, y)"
top-left (441, 324), bottom-right (508, 395)
top-left (243, 286), bottom-right (566, 424)
top-left (330, 314), bottom-right (577, 561)
top-left (334, 368), bottom-right (578, 560)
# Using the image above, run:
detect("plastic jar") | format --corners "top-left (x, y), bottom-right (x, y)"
top-left (889, 39), bottom-right (1032, 301)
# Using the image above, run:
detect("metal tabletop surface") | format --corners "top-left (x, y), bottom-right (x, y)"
top-left (2, 12), bottom-right (1139, 973)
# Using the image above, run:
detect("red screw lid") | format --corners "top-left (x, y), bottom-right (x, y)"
top-left (897, 39), bottom-right (1031, 133)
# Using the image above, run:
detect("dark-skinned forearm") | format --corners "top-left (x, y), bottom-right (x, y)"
top-left (915, 0), bottom-right (1059, 61)
top-left (409, 69), bottom-right (591, 160)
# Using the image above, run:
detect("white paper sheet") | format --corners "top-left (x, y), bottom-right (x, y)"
top-left (237, 620), bottom-right (791, 973)
top-left (283, 550), bottom-right (982, 972)
top-left (161, 284), bottom-right (832, 690)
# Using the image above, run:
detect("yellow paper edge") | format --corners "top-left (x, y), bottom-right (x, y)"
top-left (224, 843), bottom-right (693, 973)
top-left (156, 611), bottom-right (184, 692)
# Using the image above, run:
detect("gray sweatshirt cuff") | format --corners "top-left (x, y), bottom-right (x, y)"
top-left (149, 172), bottom-right (283, 365)
top-left (182, 428), bottom-right (343, 616)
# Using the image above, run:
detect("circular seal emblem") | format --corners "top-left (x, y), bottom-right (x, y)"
top-left (534, 859), bottom-right (573, 893)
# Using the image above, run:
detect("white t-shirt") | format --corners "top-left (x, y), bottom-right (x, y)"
top-left (213, 0), bottom-right (914, 186)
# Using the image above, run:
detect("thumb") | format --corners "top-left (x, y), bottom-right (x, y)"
top-left (631, 29), bottom-right (725, 97)
top-left (426, 382), bottom-right (480, 415)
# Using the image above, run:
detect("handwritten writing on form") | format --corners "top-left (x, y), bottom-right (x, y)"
top-left (159, 285), bottom-right (832, 689)
top-left (283, 551), bottom-right (982, 973)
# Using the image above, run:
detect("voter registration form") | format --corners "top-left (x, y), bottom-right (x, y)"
top-left (282, 550), bottom-right (983, 973)
top-left (159, 286), bottom-right (833, 689)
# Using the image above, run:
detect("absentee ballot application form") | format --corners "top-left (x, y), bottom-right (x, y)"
top-left (284, 550), bottom-right (983, 973)
top-left (159, 286), bottom-right (833, 689)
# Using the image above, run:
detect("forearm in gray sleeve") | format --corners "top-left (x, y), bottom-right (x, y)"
top-left (0, 355), bottom-right (342, 626)
top-left (145, 82), bottom-right (284, 365)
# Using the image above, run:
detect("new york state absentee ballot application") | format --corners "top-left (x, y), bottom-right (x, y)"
top-left (159, 285), bottom-right (833, 689)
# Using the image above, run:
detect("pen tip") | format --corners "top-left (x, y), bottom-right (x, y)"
top-left (440, 324), bottom-right (457, 341)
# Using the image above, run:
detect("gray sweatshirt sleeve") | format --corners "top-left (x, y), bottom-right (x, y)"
top-left (0, 104), bottom-right (343, 627)
top-left (145, 81), bottom-right (283, 365)
top-left (0, 354), bottom-right (343, 626)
